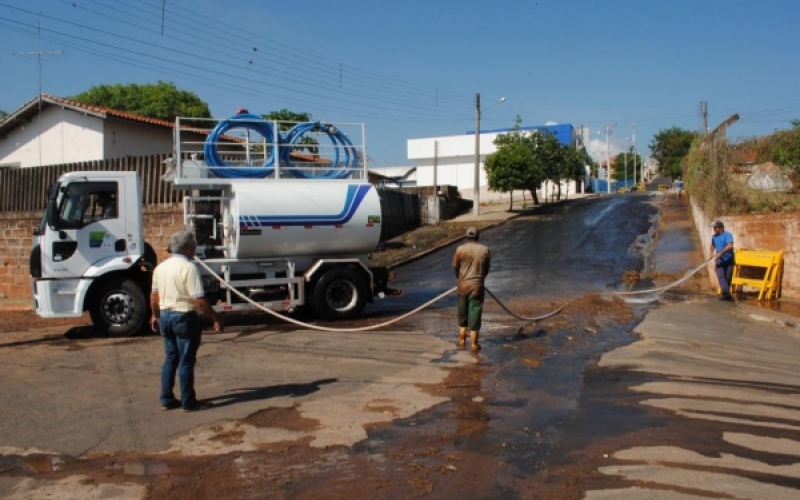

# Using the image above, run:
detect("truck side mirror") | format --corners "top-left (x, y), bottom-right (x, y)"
top-left (46, 199), bottom-right (60, 230)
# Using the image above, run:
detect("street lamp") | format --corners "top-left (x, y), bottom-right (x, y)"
top-left (603, 123), bottom-right (615, 194)
top-left (621, 137), bottom-right (630, 191)
top-left (474, 94), bottom-right (507, 216)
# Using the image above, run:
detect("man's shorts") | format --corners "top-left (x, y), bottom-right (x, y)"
top-left (458, 291), bottom-right (484, 331)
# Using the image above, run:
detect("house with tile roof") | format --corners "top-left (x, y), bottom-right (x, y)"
top-left (0, 94), bottom-right (184, 169)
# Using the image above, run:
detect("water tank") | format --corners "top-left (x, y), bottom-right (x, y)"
top-left (222, 180), bottom-right (382, 259)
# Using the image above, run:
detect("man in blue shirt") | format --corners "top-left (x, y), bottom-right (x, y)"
top-left (710, 220), bottom-right (735, 301)
top-left (673, 177), bottom-right (684, 199)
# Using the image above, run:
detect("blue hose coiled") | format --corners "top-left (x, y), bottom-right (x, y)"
top-left (282, 122), bottom-right (358, 179)
top-left (204, 114), bottom-right (276, 179)
top-left (204, 114), bottom-right (359, 180)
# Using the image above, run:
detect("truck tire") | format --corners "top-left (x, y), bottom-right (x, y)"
top-left (312, 268), bottom-right (367, 320)
top-left (89, 278), bottom-right (148, 337)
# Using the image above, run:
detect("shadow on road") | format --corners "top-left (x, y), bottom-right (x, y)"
top-left (206, 378), bottom-right (337, 409)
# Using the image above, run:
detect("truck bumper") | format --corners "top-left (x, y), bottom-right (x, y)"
top-left (32, 278), bottom-right (90, 318)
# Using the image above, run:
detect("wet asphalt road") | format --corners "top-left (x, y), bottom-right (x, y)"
top-left (344, 193), bottom-right (664, 498)
top-left (372, 192), bottom-right (659, 316)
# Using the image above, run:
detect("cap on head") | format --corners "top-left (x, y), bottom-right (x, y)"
top-left (712, 220), bottom-right (724, 229)
top-left (466, 226), bottom-right (478, 238)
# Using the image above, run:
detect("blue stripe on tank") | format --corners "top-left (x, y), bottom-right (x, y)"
top-left (238, 184), bottom-right (373, 227)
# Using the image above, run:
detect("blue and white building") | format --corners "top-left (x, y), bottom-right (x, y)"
top-left (407, 124), bottom-right (582, 202)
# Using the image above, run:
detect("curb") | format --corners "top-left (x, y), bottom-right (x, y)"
top-left (387, 216), bottom-right (519, 270)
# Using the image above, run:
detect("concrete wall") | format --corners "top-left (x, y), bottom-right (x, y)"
top-left (0, 108), bottom-right (104, 168)
top-left (103, 119), bottom-right (173, 159)
top-left (692, 203), bottom-right (799, 298)
top-left (409, 133), bottom-right (492, 196)
top-left (0, 205), bottom-right (185, 299)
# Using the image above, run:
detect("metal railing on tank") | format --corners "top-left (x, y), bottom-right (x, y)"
top-left (172, 112), bottom-right (368, 186)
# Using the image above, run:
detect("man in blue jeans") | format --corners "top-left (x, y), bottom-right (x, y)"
top-left (710, 220), bottom-right (735, 301)
top-left (150, 231), bottom-right (223, 412)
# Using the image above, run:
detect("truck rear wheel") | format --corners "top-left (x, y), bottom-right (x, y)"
top-left (312, 268), bottom-right (367, 320)
top-left (89, 278), bottom-right (148, 336)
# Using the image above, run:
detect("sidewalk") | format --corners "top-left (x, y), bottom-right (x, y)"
top-left (450, 192), bottom-right (592, 224)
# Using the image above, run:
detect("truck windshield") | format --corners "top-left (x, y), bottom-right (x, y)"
top-left (57, 181), bottom-right (118, 229)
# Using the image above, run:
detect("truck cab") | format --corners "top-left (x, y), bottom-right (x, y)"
top-left (31, 171), bottom-right (155, 336)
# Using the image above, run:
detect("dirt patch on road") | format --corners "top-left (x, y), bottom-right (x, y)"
top-left (369, 221), bottom-right (499, 269)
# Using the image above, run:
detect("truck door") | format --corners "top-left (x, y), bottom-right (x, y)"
top-left (41, 181), bottom-right (128, 278)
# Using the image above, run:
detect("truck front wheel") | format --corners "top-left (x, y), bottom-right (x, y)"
top-left (89, 278), bottom-right (148, 336)
top-left (312, 269), bottom-right (367, 320)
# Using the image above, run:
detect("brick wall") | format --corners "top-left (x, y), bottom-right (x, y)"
top-left (0, 210), bottom-right (41, 298)
top-left (0, 204), bottom-right (185, 298)
top-left (692, 203), bottom-right (799, 298)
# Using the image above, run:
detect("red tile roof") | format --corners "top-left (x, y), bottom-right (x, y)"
top-left (40, 93), bottom-right (178, 128)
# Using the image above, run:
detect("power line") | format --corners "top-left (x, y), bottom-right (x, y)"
top-left (58, 0), bottom-right (473, 107)
top-left (1, 13), bottom-right (471, 122)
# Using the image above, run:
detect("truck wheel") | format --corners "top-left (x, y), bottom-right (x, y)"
top-left (312, 268), bottom-right (367, 320)
top-left (89, 278), bottom-right (148, 336)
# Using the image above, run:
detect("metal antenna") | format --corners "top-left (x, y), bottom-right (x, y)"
top-left (15, 21), bottom-right (63, 167)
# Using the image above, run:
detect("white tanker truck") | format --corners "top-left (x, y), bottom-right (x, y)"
top-left (30, 115), bottom-right (398, 336)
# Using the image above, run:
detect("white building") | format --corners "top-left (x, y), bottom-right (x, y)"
top-left (0, 94), bottom-right (177, 169)
top-left (407, 124), bottom-right (579, 203)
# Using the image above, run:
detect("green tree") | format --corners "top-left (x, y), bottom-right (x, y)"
top-left (611, 147), bottom-right (644, 185)
top-left (263, 109), bottom-right (317, 154)
top-left (532, 130), bottom-right (583, 199)
top-left (649, 127), bottom-right (698, 179)
top-left (71, 81), bottom-right (211, 121)
top-left (485, 141), bottom-right (533, 210)
top-left (522, 144), bottom-right (547, 205)
top-left (767, 128), bottom-right (800, 168)
top-left (491, 116), bottom-right (546, 205)
top-left (262, 109), bottom-right (312, 132)
top-left (563, 146), bottom-right (590, 196)
top-left (0, 110), bottom-right (7, 119)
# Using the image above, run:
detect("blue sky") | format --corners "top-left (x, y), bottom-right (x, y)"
top-left (2, 0), bottom-right (799, 167)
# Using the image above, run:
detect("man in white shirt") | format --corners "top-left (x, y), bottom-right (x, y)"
top-left (150, 231), bottom-right (222, 412)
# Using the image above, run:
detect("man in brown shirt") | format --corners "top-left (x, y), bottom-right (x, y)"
top-left (452, 226), bottom-right (491, 351)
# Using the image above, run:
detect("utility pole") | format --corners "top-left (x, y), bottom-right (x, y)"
top-left (15, 21), bottom-right (63, 167)
top-left (631, 124), bottom-right (637, 188)
top-left (604, 123), bottom-right (614, 194)
top-left (700, 101), bottom-right (709, 135)
top-left (433, 140), bottom-right (439, 223)
top-left (473, 93), bottom-right (481, 216)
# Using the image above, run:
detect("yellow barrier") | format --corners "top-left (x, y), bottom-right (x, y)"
top-left (730, 249), bottom-right (784, 300)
